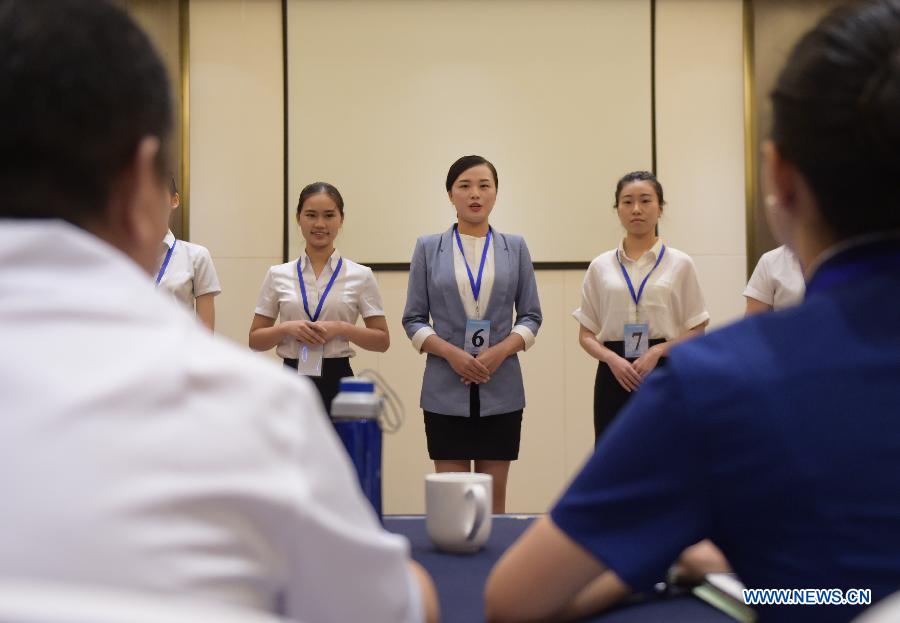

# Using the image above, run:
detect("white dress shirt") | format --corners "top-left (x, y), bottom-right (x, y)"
top-left (255, 250), bottom-right (385, 359)
top-left (0, 221), bottom-right (422, 623)
top-left (156, 230), bottom-right (221, 310)
top-left (573, 238), bottom-right (709, 341)
top-left (410, 230), bottom-right (536, 352)
top-left (743, 245), bottom-right (805, 311)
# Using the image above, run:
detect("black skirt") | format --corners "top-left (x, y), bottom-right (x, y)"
top-left (283, 356), bottom-right (353, 415)
top-left (594, 339), bottom-right (668, 443)
top-left (424, 384), bottom-right (523, 461)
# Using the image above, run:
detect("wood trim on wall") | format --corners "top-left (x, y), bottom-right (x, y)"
top-left (179, 0), bottom-right (191, 241)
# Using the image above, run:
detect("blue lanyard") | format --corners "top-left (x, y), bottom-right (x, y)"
top-left (155, 241), bottom-right (176, 285)
top-left (297, 256), bottom-right (343, 322)
top-left (454, 225), bottom-right (492, 302)
top-left (617, 244), bottom-right (666, 306)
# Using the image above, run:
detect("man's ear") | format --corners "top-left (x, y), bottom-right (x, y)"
top-left (106, 136), bottom-right (167, 272)
top-left (762, 140), bottom-right (799, 218)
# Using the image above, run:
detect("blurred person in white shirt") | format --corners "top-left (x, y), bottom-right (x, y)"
top-left (0, 2), bottom-right (437, 622)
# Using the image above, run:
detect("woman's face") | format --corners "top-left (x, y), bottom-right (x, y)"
top-left (297, 192), bottom-right (343, 250)
top-left (448, 164), bottom-right (497, 228)
top-left (616, 180), bottom-right (662, 237)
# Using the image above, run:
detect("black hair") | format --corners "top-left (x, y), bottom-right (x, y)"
top-left (614, 171), bottom-right (665, 207)
top-left (446, 155), bottom-right (499, 193)
top-left (169, 175), bottom-right (178, 196)
top-left (771, 0), bottom-right (900, 238)
top-left (0, 0), bottom-right (173, 224)
top-left (297, 182), bottom-right (345, 217)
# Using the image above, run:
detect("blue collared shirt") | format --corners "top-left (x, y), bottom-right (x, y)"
top-left (552, 238), bottom-right (900, 622)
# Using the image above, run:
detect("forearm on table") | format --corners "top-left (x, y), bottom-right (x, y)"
top-left (557, 572), bottom-right (631, 622)
top-left (410, 561), bottom-right (440, 623)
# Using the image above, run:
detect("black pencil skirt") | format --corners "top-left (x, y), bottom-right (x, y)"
top-left (283, 356), bottom-right (353, 415)
top-left (594, 339), bottom-right (668, 443)
top-left (424, 384), bottom-right (523, 461)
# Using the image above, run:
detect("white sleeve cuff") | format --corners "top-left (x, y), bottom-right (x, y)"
top-left (253, 307), bottom-right (277, 320)
top-left (511, 325), bottom-right (536, 351)
top-left (685, 310), bottom-right (711, 331)
top-left (410, 326), bottom-right (437, 354)
top-left (194, 286), bottom-right (221, 297)
top-left (742, 285), bottom-right (773, 306)
top-left (571, 309), bottom-right (601, 336)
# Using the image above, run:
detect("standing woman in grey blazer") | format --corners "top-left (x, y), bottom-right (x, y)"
top-left (402, 155), bottom-right (542, 513)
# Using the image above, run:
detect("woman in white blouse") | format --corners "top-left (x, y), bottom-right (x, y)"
top-left (744, 246), bottom-right (805, 314)
top-left (155, 176), bottom-right (220, 330)
top-left (249, 182), bottom-right (389, 413)
top-left (573, 171), bottom-right (709, 442)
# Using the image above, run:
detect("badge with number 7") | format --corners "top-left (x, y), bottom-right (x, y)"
top-left (464, 319), bottom-right (491, 355)
top-left (623, 323), bottom-right (649, 358)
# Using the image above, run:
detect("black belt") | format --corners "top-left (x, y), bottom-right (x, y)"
top-left (603, 339), bottom-right (667, 360)
top-left (282, 356), bottom-right (350, 370)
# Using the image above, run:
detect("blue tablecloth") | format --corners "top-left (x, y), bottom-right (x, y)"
top-left (385, 515), bottom-right (737, 623)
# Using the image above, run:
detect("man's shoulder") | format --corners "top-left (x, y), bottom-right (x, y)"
top-left (667, 306), bottom-right (815, 399)
top-left (185, 329), bottom-right (320, 406)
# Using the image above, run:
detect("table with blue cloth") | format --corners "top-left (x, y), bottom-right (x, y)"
top-left (385, 515), bottom-right (737, 623)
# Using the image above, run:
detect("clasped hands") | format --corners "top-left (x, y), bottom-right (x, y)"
top-left (448, 344), bottom-right (510, 385)
top-left (608, 344), bottom-right (664, 392)
top-left (280, 319), bottom-right (344, 345)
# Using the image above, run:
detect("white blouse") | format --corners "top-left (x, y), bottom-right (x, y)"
top-left (410, 230), bottom-right (536, 352)
top-left (155, 230), bottom-right (221, 310)
top-left (744, 245), bottom-right (805, 311)
top-left (573, 239), bottom-right (709, 342)
top-left (255, 250), bottom-right (385, 359)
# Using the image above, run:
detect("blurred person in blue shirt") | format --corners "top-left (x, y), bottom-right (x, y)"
top-left (485, 2), bottom-right (900, 622)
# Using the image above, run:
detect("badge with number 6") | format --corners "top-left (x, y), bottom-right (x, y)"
top-left (623, 323), bottom-right (649, 358)
top-left (464, 319), bottom-right (491, 355)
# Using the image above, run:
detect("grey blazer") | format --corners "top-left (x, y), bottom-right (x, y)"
top-left (402, 226), bottom-right (542, 417)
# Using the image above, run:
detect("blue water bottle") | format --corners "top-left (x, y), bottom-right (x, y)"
top-left (331, 377), bottom-right (383, 518)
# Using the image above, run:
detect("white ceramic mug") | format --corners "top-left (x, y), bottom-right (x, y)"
top-left (425, 472), bottom-right (492, 553)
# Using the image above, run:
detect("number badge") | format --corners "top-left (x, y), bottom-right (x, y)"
top-left (297, 343), bottom-right (324, 377)
top-left (623, 323), bottom-right (649, 358)
top-left (464, 319), bottom-right (491, 355)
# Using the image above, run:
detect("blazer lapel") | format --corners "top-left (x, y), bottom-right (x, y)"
top-left (438, 225), bottom-right (468, 320)
top-left (486, 229), bottom-right (510, 319)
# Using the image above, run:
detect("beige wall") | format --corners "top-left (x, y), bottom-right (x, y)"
top-left (187, 0), bottom-right (746, 514)
top-left (286, 0), bottom-right (652, 265)
top-left (189, 0), bottom-right (284, 348)
top-left (117, 0), bottom-right (187, 238)
top-left (656, 0), bottom-right (747, 327)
